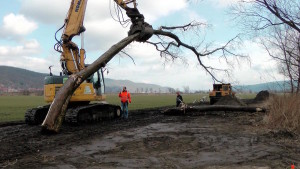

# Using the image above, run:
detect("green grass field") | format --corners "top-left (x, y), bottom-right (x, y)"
top-left (0, 94), bottom-right (206, 122)
top-left (0, 93), bottom-right (256, 122)
top-left (0, 96), bottom-right (45, 122)
top-left (105, 93), bottom-right (207, 109)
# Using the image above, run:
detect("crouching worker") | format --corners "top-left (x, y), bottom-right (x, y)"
top-left (119, 86), bottom-right (131, 119)
top-left (176, 92), bottom-right (183, 107)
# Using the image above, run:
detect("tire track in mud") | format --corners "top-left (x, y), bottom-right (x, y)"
top-left (1, 107), bottom-right (300, 168)
top-left (0, 108), bottom-right (168, 165)
top-left (0, 121), bottom-right (25, 128)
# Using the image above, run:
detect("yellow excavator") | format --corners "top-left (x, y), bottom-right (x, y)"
top-left (25, 0), bottom-right (153, 124)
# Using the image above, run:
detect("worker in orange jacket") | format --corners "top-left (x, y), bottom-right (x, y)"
top-left (119, 86), bottom-right (131, 119)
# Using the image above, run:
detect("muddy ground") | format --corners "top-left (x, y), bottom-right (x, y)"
top-left (0, 102), bottom-right (300, 169)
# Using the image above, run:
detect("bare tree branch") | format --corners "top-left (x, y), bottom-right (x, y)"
top-left (159, 21), bottom-right (206, 31)
top-left (233, 0), bottom-right (300, 93)
top-left (120, 50), bottom-right (136, 65)
top-left (148, 28), bottom-right (246, 82)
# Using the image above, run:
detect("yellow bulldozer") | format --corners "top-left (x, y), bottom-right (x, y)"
top-left (209, 83), bottom-right (235, 105)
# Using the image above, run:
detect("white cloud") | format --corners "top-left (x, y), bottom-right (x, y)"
top-left (8, 0), bottom-right (281, 90)
top-left (0, 38), bottom-right (55, 73)
top-left (0, 55), bottom-right (60, 75)
top-left (18, 0), bottom-right (191, 74)
top-left (103, 39), bottom-right (282, 90)
top-left (102, 43), bottom-right (213, 90)
top-left (0, 42), bottom-right (61, 75)
top-left (20, 0), bottom-right (69, 24)
top-left (231, 40), bottom-right (283, 84)
top-left (20, 0), bottom-right (188, 24)
top-left (137, 0), bottom-right (188, 22)
top-left (216, 0), bottom-right (239, 7)
top-left (211, 0), bottom-right (253, 8)
top-left (0, 39), bottom-right (40, 56)
top-left (84, 0), bottom-right (188, 51)
top-left (84, 19), bottom-right (127, 51)
top-left (0, 13), bottom-right (38, 38)
top-left (19, 0), bottom-right (188, 52)
top-left (186, 10), bottom-right (207, 24)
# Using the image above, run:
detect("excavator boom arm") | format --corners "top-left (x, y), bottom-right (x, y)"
top-left (115, 0), bottom-right (137, 9)
top-left (59, 0), bottom-right (152, 75)
top-left (62, 0), bottom-right (88, 42)
top-left (62, 0), bottom-right (137, 42)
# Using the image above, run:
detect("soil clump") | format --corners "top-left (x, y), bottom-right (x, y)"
top-left (214, 95), bottom-right (246, 106)
top-left (254, 90), bottom-right (271, 102)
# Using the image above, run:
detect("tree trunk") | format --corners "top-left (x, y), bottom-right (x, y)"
top-left (163, 105), bottom-right (266, 116)
top-left (297, 38), bottom-right (300, 93)
top-left (41, 33), bottom-right (139, 133)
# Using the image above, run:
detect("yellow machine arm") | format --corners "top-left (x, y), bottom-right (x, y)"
top-left (56, 0), bottom-right (152, 75)
top-left (115, 0), bottom-right (137, 8)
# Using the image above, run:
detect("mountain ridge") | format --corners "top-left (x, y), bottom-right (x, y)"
top-left (0, 66), bottom-right (289, 93)
top-left (234, 81), bottom-right (289, 93)
top-left (0, 66), bottom-right (172, 93)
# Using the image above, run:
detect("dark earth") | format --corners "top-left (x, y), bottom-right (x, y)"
top-left (1, 101), bottom-right (300, 169)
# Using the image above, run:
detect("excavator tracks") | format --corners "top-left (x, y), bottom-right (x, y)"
top-left (65, 103), bottom-right (121, 124)
top-left (25, 103), bottom-right (121, 125)
top-left (25, 105), bottom-right (51, 125)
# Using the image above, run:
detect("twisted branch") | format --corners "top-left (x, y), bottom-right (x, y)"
top-left (148, 27), bottom-right (245, 82)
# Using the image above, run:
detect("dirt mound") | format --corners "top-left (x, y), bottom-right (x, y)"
top-left (214, 95), bottom-right (246, 106)
top-left (264, 130), bottom-right (295, 139)
top-left (254, 90), bottom-right (270, 102)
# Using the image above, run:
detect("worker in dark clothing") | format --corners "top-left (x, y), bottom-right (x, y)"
top-left (176, 92), bottom-right (183, 107)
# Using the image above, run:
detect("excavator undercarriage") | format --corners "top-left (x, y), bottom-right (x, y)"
top-left (25, 70), bottom-right (122, 125)
top-left (25, 103), bottom-right (121, 125)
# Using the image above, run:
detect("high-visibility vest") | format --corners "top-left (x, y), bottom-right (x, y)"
top-left (119, 91), bottom-right (131, 103)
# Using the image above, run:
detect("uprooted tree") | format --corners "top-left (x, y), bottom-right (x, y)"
top-left (41, 2), bottom-right (247, 133)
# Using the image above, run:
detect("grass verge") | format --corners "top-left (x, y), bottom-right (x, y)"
top-left (267, 94), bottom-right (300, 133)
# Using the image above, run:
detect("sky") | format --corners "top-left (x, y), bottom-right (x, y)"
top-left (0, 0), bottom-right (282, 91)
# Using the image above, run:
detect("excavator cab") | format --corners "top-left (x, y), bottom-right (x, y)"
top-left (44, 68), bottom-right (106, 103)
top-left (92, 68), bottom-right (105, 96)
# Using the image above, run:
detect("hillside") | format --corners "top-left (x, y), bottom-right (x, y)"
top-left (0, 66), bottom-right (172, 93)
top-left (0, 66), bottom-right (47, 92)
top-left (105, 79), bottom-right (171, 93)
top-left (234, 81), bottom-right (288, 93)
